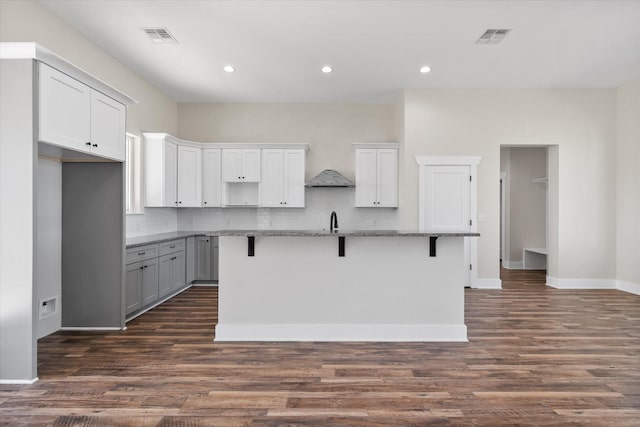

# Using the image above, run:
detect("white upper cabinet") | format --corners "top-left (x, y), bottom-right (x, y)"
top-left (144, 134), bottom-right (201, 208)
top-left (261, 149), bottom-right (305, 207)
top-left (89, 90), bottom-right (126, 160)
top-left (354, 145), bottom-right (398, 207)
top-left (283, 149), bottom-right (306, 207)
top-left (177, 145), bottom-right (202, 207)
top-left (222, 148), bottom-right (261, 182)
top-left (39, 63), bottom-right (125, 161)
top-left (202, 148), bottom-right (222, 207)
top-left (39, 63), bottom-right (90, 152)
top-left (261, 149), bottom-right (285, 207)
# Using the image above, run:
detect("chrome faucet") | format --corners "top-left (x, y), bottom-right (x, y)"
top-left (330, 211), bottom-right (339, 233)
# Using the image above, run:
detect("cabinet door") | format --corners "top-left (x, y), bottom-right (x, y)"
top-left (222, 149), bottom-right (243, 182)
top-left (172, 251), bottom-right (186, 290)
top-left (158, 254), bottom-right (173, 298)
top-left (177, 145), bottom-right (202, 207)
top-left (355, 149), bottom-right (378, 207)
top-left (195, 237), bottom-right (211, 281)
top-left (90, 90), bottom-right (126, 161)
top-left (283, 149), bottom-right (305, 207)
top-left (164, 142), bottom-right (178, 207)
top-left (376, 149), bottom-right (398, 207)
top-left (141, 257), bottom-right (159, 306)
top-left (125, 262), bottom-right (142, 315)
top-left (241, 149), bottom-right (261, 182)
top-left (38, 63), bottom-right (90, 151)
top-left (261, 149), bottom-right (284, 207)
top-left (202, 149), bottom-right (221, 207)
top-left (186, 237), bottom-right (196, 284)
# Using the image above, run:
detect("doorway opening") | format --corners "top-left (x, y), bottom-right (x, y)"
top-left (500, 146), bottom-right (555, 288)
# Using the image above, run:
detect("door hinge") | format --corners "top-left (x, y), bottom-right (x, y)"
top-left (469, 264), bottom-right (473, 271)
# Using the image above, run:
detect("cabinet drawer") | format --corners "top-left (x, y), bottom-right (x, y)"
top-left (159, 239), bottom-right (185, 256)
top-left (126, 244), bottom-right (158, 264)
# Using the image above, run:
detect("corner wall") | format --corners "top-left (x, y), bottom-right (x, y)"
top-left (616, 79), bottom-right (640, 293)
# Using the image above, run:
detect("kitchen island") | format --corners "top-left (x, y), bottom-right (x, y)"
top-left (211, 230), bottom-right (478, 342)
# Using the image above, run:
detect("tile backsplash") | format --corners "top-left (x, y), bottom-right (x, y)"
top-left (176, 188), bottom-right (398, 231)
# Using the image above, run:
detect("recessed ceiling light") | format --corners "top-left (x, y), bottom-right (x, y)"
top-left (321, 66), bottom-right (333, 73)
top-left (419, 65), bottom-right (431, 74)
top-left (223, 65), bottom-right (235, 73)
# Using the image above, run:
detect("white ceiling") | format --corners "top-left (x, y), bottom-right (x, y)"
top-left (39, 0), bottom-right (640, 103)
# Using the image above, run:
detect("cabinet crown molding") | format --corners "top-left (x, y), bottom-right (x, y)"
top-left (1, 42), bottom-right (137, 106)
top-left (142, 133), bottom-right (309, 151)
top-left (352, 143), bottom-right (399, 150)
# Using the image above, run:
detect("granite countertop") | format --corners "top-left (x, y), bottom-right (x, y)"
top-left (209, 229), bottom-right (480, 237)
top-left (125, 231), bottom-right (210, 248)
top-left (126, 229), bottom-right (479, 248)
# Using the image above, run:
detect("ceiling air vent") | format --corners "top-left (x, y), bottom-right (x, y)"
top-left (476, 29), bottom-right (510, 44)
top-left (142, 27), bottom-right (178, 44)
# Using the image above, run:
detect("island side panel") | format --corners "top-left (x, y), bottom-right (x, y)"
top-left (216, 235), bottom-right (466, 341)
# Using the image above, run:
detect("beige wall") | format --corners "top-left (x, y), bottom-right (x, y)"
top-left (178, 103), bottom-right (397, 182)
top-left (0, 0), bottom-right (177, 136)
top-left (403, 89), bottom-right (617, 281)
top-left (616, 79), bottom-right (640, 286)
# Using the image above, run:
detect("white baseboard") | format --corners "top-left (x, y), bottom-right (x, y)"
top-left (502, 261), bottom-right (523, 270)
top-left (0, 377), bottom-right (38, 384)
top-left (546, 276), bottom-right (616, 289)
top-left (215, 323), bottom-right (468, 342)
top-left (472, 278), bottom-right (502, 289)
top-left (617, 280), bottom-right (640, 296)
top-left (60, 327), bottom-right (122, 331)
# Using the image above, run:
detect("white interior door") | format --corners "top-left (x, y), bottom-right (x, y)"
top-left (421, 163), bottom-right (474, 287)
top-left (424, 165), bottom-right (471, 232)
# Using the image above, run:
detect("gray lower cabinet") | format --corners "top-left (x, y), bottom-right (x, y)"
top-left (186, 236), bottom-right (196, 284)
top-left (125, 257), bottom-right (159, 315)
top-left (125, 238), bottom-right (186, 319)
top-left (159, 250), bottom-right (186, 298)
top-left (125, 262), bottom-right (143, 314)
top-left (195, 236), bottom-right (211, 281)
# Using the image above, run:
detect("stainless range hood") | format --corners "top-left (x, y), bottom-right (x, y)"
top-left (305, 169), bottom-right (354, 188)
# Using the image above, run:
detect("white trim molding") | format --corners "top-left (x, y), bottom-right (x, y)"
top-left (415, 156), bottom-right (482, 166)
top-left (502, 261), bottom-right (524, 270)
top-left (0, 377), bottom-right (39, 385)
top-left (472, 278), bottom-right (502, 289)
top-left (60, 327), bottom-right (123, 331)
top-left (617, 280), bottom-right (640, 296)
top-left (215, 323), bottom-right (468, 342)
top-left (546, 276), bottom-right (616, 289)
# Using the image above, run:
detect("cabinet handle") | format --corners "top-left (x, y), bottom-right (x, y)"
top-left (92, 144), bottom-right (98, 148)
top-left (139, 266), bottom-right (143, 270)
top-left (137, 252), bottom-right (146, 255)
top-left (284, 201), bottom-right (287, 205)
top-left (171, 256), bottom-right (177, 260)
top-left (242, 176), bottom-right (245, 179)
top-left (238, 176), bottom-right (241, 179)
top-left (169, 245), bottom-right (175, 248)
top-left (204, 201), bottom-right (207, 205)
top-left (85, 142), bottom-right (91, 146)
top-left (178, 201), bottom-right (182, 204)
top-left (144, 265), bottom-right (148, 269)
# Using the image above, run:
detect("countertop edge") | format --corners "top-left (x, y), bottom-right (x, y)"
top-left (126, 230), bottom-right (480, 248)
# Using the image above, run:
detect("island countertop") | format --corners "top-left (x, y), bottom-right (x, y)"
top-left (208, 229), bottom-right (479, 237)
top-left (126, 229), bottom-right (479, 249)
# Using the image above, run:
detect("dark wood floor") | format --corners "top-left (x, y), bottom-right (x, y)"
top-left (2, 271), bottom-right (640, 426)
